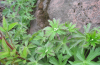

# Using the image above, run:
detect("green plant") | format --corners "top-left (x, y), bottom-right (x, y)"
top-left (0, 0), bottom-right (37, 64)
top-left (43, 18), bottom-right (67, 41)
top-left (1, 8), bottom-right (100, 65)
top-left (69, 47), bottom-right (100, 65)
top-left (49, 54), bottom-right (70, 65)
top-left (1, 0), bottom-right (36, 46)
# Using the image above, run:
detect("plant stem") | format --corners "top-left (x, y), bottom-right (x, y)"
top-left (6, 32), bottom-right (15, 48)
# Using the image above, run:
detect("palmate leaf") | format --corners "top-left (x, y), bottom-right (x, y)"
top-left (65, 22), bottom-right (77, 33)
top-left (29, 30), bottom-right (41, 42)
top-left (45, 19), bottom-right (67, 40)
top-left (72, 30), bottom-right (85, 38)
top-left (45, 30), bottom-right (53, 37)
top-left (48, 18), bottom-right (59, 28)
top-left (54, 37), bottom-right (71, 56)
top-left (48, 20), bottom-right (54, 28)
top-left (69, 30), bottom-right (86, 49)
top-left (34, 31), bottom-right (47, 44)
top-left (44, 18), bottom-right (67, 41)
top-left (76, 50), bottom-right (85, 61)
top-left (86, 47), bottom-right (100, 61)
top-left (84, 30), bottom-right (100, 48)
top-left (49, 57), bottom-right (58, 65)
top-left (49, 54), bottom-right (70, 65)
top-left (36, 42), bottom-right (55, 60)
top-left (2, 8), bottom-right (12, 16)
top-left (38, 57), bottom-right (51, 65)
top-left (69, 47), bottom-right (100, 65)
top-left (49, 32), bottom-right (56, 41)
top-left (44, 27), bottom-right (56, 41)
top-left (57, 30), bottom-right (66, 35)
top-left (69, 61), bottom-right (84, 65)
top-left (36, 47), bottom-right (47, 60)
top-left (69, 60), bottom-right (100, 65)
top-left (70, 39), bottom-right (83, 49)
top-left (84, 23), bottom-right (91, 33)
top-left (43, 26), bottom-right (53, 38)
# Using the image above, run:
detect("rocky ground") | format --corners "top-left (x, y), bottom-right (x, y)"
top-left (29, 0), bottom-right (100, 33)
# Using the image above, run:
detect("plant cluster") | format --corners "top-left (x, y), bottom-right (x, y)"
top-left (0, 17), bottom-right (100, 65)
top-left (0, 0), bottom-right (100, 65)
top-left (1, 0), bottom-right (36, 47)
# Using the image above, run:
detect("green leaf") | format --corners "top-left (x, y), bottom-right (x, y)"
top-left (36, 47), bottom-right (46, 59)
top-left (64, 45), bottom-right (72, 56)
top-left (69, 61), bottom-right (84, 65)
top-left (84, 23), bottom-right (91, 33)
top-left (63, 55), bottom-right (71, 65)
top-left (49, 54), bottom-right (70, 65)
top-left (22, 47), bottom-right (27, 58)
top-left (10, 49), bottom-right (16, 56)
top-left (3, 16), bottom-right (8, 31)
top-left (76, 50), bottom-right (85, 61)
top-left (14, 59), bottom-right (22, 63)
top-left (0, 52), bottom-right (9, 59)
top-left (86, 47), bottom-right (100, 61)
top-left (28, 44), bottom-right (36, 48)
top-left (8, 22), bottom-right (18, 31)
top-left (48, 20), bottom-right (54, 28)
top-left (70, 47), bottom-right (100, 65)
top-left (0, 27), bottom-right (6, 32)
top-left (6, 61), bottom-right (12, 65)
top-left (34, 36), bottom-right (42, 40)
top-left (43, 26), bottom-right (52, 31)
top-left (29, 30), bottom-right (41, 42)
top-left (72, 31), bottom-right (85, 38)
top-left (45, 30), bottom-right (53, 37)
top-left (70, 39), bottom-right (83, 49)
top-left (71, 24), bottom-right (76, 29)
top-left (49, 57), bottom-right (58, 65)
top-left (49, 32), bottom-right (56, 41)
top-left (2, 38), bottom-right (9, 51)
top-left (23, 60), bottom-right (26, 64)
